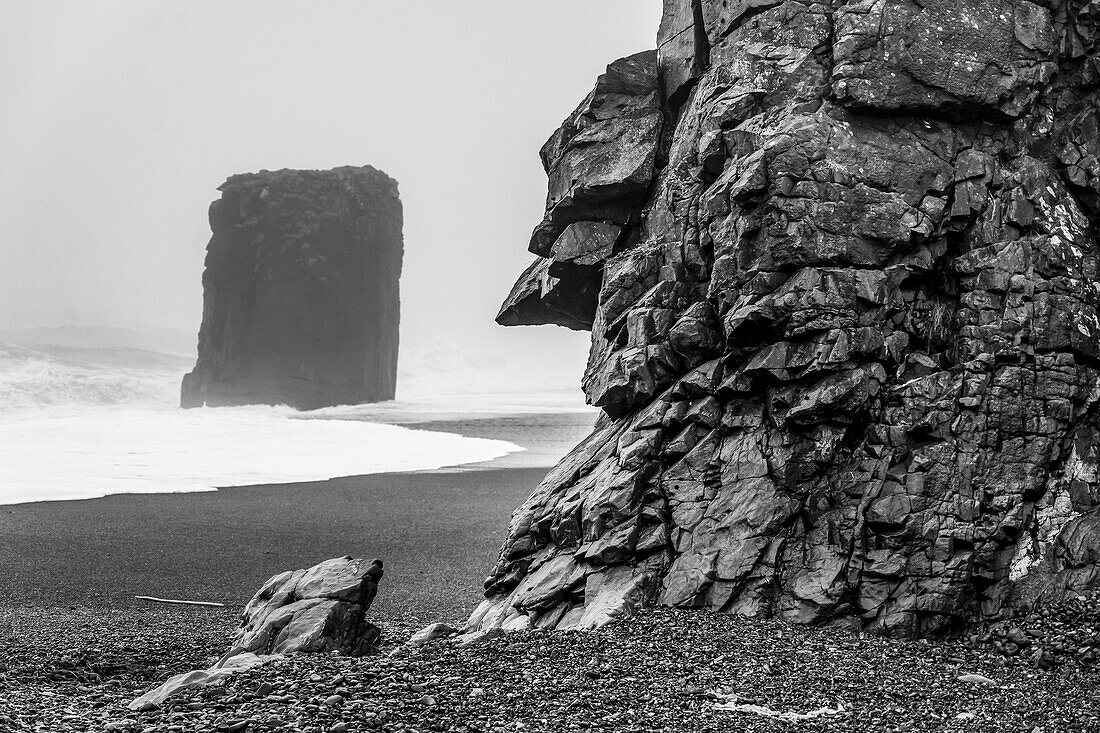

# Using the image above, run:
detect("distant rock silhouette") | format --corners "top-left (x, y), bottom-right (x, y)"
top-left (181, 167), bottom-right (402, 410)
top-left (478, 0), bottom-right (1100, 636)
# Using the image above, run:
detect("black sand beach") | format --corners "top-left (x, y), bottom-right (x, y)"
top-left (0, 410), bottom-right (600, 730)
top-left (0, 412), bottom-right (595, 623)
top-left (3, 410), bottom-right (1099, 732)
top-left (0, 466), bottom-right (543, 621)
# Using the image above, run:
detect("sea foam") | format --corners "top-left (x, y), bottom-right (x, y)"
top-left (0, 341), bottom-right (523, 505)
top-left (0, 342), bottom-right (182, 410)
top-left (0, 404), bottom-right (521, 505)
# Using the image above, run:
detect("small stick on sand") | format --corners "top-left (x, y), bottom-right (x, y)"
top-left (135, 595), bottom-right (226, 608)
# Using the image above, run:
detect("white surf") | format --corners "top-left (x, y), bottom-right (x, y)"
top-left (0, 340), bottom-right (522, 505)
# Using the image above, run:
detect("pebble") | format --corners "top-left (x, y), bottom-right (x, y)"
top-left (974, 591), bottom-right (1100, 671)
top-left (4, 606), bottom-right (1099, 733)
top-left (958, 673), bottom-right (997, 685)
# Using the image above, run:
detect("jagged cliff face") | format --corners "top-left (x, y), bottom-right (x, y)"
top-left (483, 0), bottom-right (1100, 636)
top-left (181, 167), bottom-right (402, 410)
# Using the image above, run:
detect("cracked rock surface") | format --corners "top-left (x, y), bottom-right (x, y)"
top-left (235, 556), bottom-right (385, 656)
top-left (485, 0), bottom-right (1100, 636)
top-left (181, 166), bottom-right (402, 410)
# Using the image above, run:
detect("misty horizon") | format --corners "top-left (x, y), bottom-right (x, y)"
top-left (1, 2), bottom-right (662, 379)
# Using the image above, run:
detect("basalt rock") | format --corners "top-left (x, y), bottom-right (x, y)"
top-left (181, 167), bottom-right (402, 410)
top-left (129, 556), bottom-right (384, 710)
top-left (234, 556), bottom-right (385, 656)
top-left (496, 51), bottom-right (663, 331)
top-left (481, 0), bottom-right (1100, 637)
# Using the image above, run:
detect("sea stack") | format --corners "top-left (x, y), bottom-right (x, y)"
top-left (478, 1), bottom-right (1100, 636)
top-left (181, 167), bottom-right (402, 410)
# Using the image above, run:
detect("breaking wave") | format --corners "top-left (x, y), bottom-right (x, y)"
top-left (0, 405), bottom-right (521, 505)
top-left (0, 342), bottom-right (185, 410)
top-left (0, 342), bottom-right (521, 505)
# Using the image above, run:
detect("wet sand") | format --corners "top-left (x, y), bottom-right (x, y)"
top-left (0, 467), bottom-right (541, 625)
top-left (0, 412), bottom-right (595, 626)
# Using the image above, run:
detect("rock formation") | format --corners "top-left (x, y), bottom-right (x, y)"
top-left (129, 556), bottom-right (384, 710)
top-left (482, 0), bottom-right (1100, 636)
top-left (181, 167), bottom-right (402, 410)
top-left (234, 556), bottom-right (385, 656)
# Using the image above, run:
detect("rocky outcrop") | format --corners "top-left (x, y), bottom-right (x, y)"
top-left (480, 0), bottom-right (1100, 637)
top-left (496, 51), bottom-right (663, 331)
top-left (234, 556), bottom-right (385, 656)
top-left (181, 167), bottom-right (402, 410)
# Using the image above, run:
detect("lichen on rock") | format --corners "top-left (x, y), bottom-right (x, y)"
top-left (482, 0), bottom-right (1100, 636)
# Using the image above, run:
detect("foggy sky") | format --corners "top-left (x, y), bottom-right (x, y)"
top-left (0, 2), bottom-right (661, 379)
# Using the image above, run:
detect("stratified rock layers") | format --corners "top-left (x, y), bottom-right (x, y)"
top-left (182, 167), bottom-right (402, 410)
top-left (482, 1), bottom-right (1100, 636)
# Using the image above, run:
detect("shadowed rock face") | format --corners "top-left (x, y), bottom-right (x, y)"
top-left (496, 51), bottom-right (664, 331)
top-left (481, 0), bottom-right (1100, 637)
top-left (181, 167), bottom-right (402, 410)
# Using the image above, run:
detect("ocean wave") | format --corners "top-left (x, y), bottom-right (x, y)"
top-left (0, 404), bottom-right (521, 505)
top-left (0, 342), bottom-right (183, 410)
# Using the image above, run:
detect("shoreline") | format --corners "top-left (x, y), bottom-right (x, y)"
top-left (4, 410), bottom-right (1098, 732)
top-left (0, 411), bottom-right (595, 624)
top-left (0, 409), bottom-right (595, 508)
top-left (0, 465), bottom-right (546, 623)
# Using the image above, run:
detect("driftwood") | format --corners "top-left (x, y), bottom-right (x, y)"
top-left (134, 595), bottom-right (226, 608)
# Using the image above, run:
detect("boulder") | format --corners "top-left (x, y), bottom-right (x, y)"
top-left (234, 556), bottom-right (385, 656)
top-left (485, 0), bottom-right (1100, 637)
top-left (129, 555), bottom-right (384, 709)
top-left (181, 166), bottom-right (402, 410)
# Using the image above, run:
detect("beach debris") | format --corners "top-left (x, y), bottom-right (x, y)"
top-left (134, 596), bottom-right (226, 608)
top-left (233, 555), bottom-right (385, 656)
top-left (957, 673), bottom-right (998, 686)
top-left (713, 695), bottom-right (847, 721)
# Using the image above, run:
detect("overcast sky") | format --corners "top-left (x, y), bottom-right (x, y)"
top-left (0, 2), bottom-right (662, 379)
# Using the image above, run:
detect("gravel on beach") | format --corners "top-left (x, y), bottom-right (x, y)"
top-left (1, 414), bottom-right (1095, 732)
top-left (3, 603), bottom-right (1097, 733)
